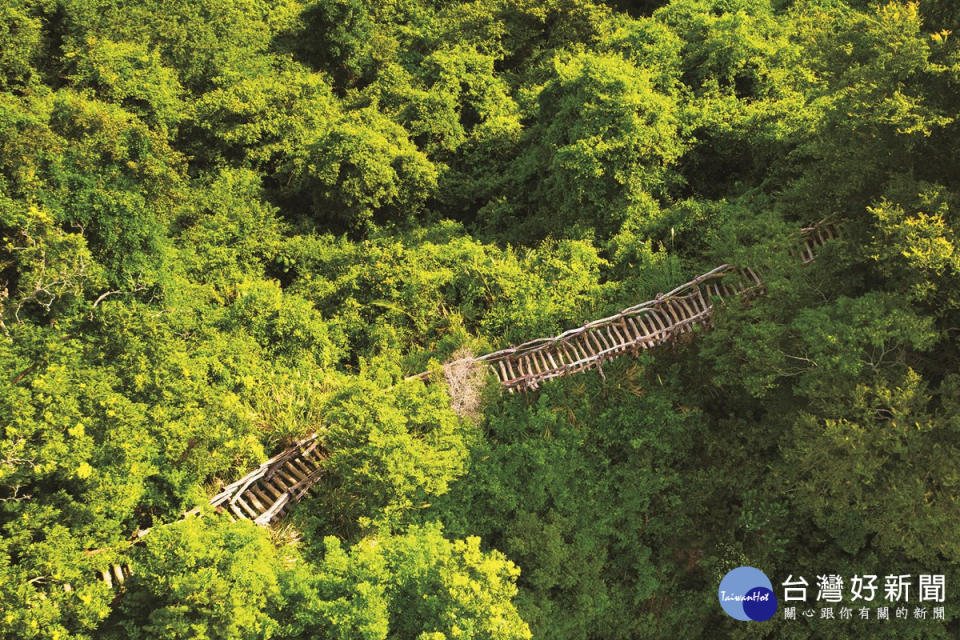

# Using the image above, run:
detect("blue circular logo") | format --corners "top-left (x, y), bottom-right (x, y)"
top-left (718, 567), bottom-right (778, 621)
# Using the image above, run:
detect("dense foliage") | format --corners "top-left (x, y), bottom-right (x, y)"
top-left (2, 0), bottom-right (959, 638)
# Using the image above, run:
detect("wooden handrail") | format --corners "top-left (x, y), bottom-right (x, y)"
top-left (82, 220), bottom-right (838, 590)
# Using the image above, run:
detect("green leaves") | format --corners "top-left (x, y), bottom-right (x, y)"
top-left (115, 517), bottom-right (286, 640)
top-left (290, 104), bottom-right (439, 230)
top-left (309, 378), bottom-right (470, 537)
top-left (64, 37), bottom-right (185, 130)
top-left (788, 293), bottom-right (937, 403)
top-left (3, 0), bottom-right (960, 638)
top-left (866, 179), bottom-right (960, 310)
top-left (293, 523), bottom-right (531, 640)
top-left (481, 49), bottom-right (684, 241)
top-left (0, 199), bottom-right (104, 323)
top-left (0, 89), bottom-right (184, 291)
top-left (291, 0), bottom-right (376, 89)
top-left (783, 0), bottom-right (955, 222)
top-left (430, 369), bottom-right (697, 639)
top-left (0, 1), bottom-right (44, 91)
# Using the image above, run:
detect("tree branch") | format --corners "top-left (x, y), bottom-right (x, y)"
top-left (91, 283), bottom-right (149, 309)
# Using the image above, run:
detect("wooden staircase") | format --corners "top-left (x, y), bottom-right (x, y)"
top-left (208, 433), bottom-right (326, 525)
top-left (87, 221), bottom-right (838, 589)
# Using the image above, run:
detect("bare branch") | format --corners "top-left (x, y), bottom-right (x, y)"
top-left (0, 485), bottom-right (32, 503)
top-left (91, 283), bottom-right (149, 309)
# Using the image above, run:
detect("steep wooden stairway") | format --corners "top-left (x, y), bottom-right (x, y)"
top-left (90, 221), bottom-right (838, 589)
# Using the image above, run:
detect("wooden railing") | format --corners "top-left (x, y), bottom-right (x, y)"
top-left (407, 221), bottom-right (835, 392)
top-left (208, 433), bottom-right (325, 525)
top-left (410, 264), bottom-right (763, 392)
top-left (89, 435), bottom-right (325, 589)
top-left (86, 221), bottom-right (837, 589)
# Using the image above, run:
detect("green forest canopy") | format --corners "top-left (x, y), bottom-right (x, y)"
top-left (1, 0), bottom-right (960, 638)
